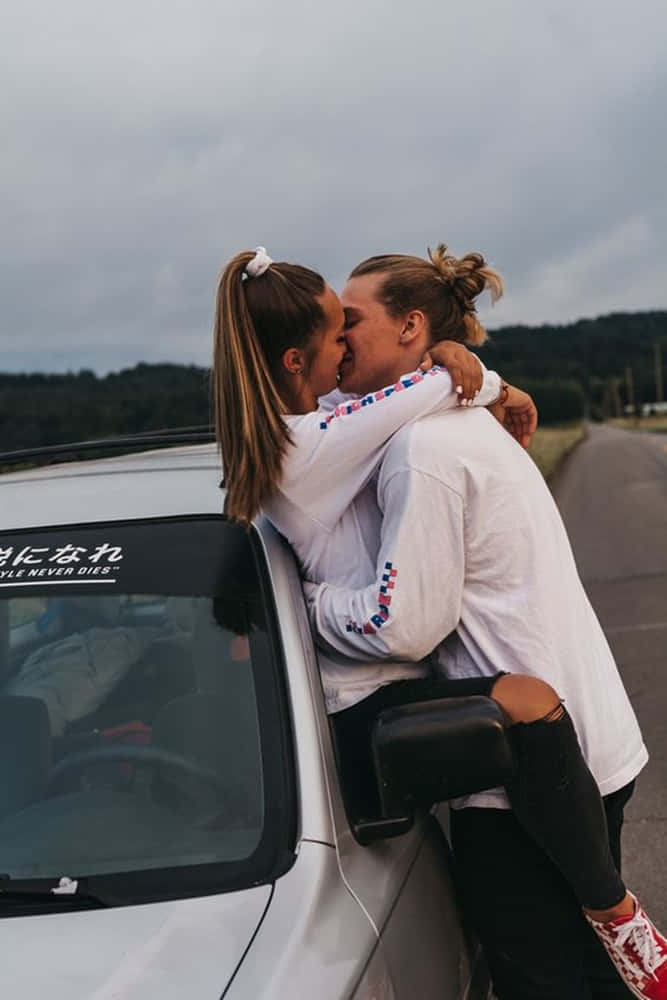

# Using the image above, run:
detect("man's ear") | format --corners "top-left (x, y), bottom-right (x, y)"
top-left (398, 310), bottom-right (426, 344)
top-left (281, 346), bottom-right (306, 375)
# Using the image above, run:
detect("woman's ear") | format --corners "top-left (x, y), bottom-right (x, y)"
top-left (281, 347), bottom-right (306, 375)
top-left (398, 310), bottom-right (426, 344)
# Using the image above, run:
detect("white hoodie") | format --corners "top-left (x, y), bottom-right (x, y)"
top-left (305, 408), bottom-right (648, 807)
top-left (263, 365), bottom-right (502, 705)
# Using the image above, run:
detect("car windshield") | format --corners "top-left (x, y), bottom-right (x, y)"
top-left (0, 517), bottom-right (294, 908)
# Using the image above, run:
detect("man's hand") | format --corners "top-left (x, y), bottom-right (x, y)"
top-left (419, 340), bottom-right (482, 405)
top-left (488, 384), bottom-right (538, 449)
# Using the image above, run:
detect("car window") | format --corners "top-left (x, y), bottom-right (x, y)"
top-left (0, 516), bottom-right (295, 909)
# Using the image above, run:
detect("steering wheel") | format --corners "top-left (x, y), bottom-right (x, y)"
top-left (47, 745), bottom-right (229, 796)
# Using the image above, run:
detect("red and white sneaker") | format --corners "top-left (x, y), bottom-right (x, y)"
top-left (586, 894), bottom-right (667, 999)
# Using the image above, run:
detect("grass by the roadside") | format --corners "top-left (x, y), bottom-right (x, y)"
top-left (609, 416), bottom-right (667, 433)
top-left (528, 424), bottom-right (586, 482)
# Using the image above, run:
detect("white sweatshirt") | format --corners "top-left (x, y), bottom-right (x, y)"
top-left (263, 365), bottom-right (502, 707)
top-left (306, 408), bottom-right (648, 807)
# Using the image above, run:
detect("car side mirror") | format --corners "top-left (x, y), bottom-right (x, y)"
top-left (356, 696), bottom-right (514, 844)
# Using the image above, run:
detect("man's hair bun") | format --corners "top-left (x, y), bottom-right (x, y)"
top-left (428, 243), bottom-right (504, 309)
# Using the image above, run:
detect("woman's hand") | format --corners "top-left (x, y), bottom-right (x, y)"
top-left (419, 340), bottom-right (482, 404)
top-left (488, 384), bottom-right (538, 449)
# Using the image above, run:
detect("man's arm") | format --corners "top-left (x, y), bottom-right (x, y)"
top-left (304, 465), bottom-right (465, 662)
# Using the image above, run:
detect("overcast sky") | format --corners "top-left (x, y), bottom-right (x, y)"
top-left (2, 0), bottom-right (666, 373)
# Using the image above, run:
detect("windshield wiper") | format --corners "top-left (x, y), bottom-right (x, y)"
top-left (0, 875), bottom-right (112, 910)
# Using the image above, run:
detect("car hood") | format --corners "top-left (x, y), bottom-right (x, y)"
top-left (0, 885), bottom-right (272, 1000)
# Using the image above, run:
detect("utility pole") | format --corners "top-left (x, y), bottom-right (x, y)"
top-left (601, 380), bottom-right (611, 421)
top-left (602, 377), bottom-right (623, 421)
top-left (611, 377), bottom-right (623, 419)
top-left (625, 366), bottom-right (635, 415)
top-left (655, 341), bottom-right (664, 403)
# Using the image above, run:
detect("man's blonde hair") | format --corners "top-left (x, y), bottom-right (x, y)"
top-left (349, 243), bottom-right (503, 347)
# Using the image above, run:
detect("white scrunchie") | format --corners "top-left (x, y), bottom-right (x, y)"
top-left (245, 246), bottom-right (273, 279)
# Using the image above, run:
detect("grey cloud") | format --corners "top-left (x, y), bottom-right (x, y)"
top-left (1, 0), bottom-right (666, 371)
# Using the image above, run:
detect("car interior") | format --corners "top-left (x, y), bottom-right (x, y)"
top-left (0, 594), bottom-right (265, 881)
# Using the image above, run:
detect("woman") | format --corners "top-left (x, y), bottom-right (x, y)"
top-left (212, 246), bottom-right (666, 1000)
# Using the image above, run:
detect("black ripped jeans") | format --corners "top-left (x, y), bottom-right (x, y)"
top-left (332, 674), bottom-right (635, 997)
top-left (451, 784), bottom-right (636, 1000)
top-left (332, 674), bottom-right (627, 914)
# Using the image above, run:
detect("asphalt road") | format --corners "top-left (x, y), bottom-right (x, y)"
top-left (553, 423), bottom-right (667, 925)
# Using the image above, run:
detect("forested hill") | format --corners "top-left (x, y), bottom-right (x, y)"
top-left (481, 310), bottom-right (665, 392)
top-left (0, 364), bottom-right (211, 453)
top-left (0, 310), bottom-right (665, 452)
top-left (478, 309), bottom-right (666, 422)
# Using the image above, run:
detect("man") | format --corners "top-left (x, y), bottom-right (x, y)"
top-left (304, 250), bottom-right (656, 999)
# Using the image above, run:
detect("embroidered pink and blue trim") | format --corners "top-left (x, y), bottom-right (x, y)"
top-left (345, 561), bottom-right (398, 635)
top-left (319, 368), bottom-right (444, 430)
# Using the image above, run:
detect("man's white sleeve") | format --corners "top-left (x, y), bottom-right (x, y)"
top-left (305, 467), bottom-right (465, 662)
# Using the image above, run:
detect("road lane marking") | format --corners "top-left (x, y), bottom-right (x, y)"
top-left (605, 622), bottom-right (667, 635)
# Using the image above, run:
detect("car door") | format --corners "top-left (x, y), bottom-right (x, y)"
top-left (379, 811), bottom-right (488, 999)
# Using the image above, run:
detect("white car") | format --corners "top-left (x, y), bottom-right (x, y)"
top-left (0, 440), bottom-right (509, 999)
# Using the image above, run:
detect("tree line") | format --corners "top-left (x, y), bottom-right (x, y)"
top-left (0, 310), bottom-right (665, 454)
top-left (0, 364), bottom-right (212, 454)
top-left (478, 309), bottom-right (665, 423)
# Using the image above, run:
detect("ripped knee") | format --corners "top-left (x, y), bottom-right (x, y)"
top-left (538, 701), bottom-right (566, 724)
top-left (490, 674), bottom-right (562, 725)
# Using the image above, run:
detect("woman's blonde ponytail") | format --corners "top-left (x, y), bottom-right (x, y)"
top-left (212, 252), bottom-right (326, 525)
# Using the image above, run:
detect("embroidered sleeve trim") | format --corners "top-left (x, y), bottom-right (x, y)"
top-left (319, 368), bottom-right (444, 430)
top-left (345, 561), bottom-right (398, 636)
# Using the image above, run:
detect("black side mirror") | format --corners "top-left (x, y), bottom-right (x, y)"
top-left (357, 696), bottom-right (514, 842)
